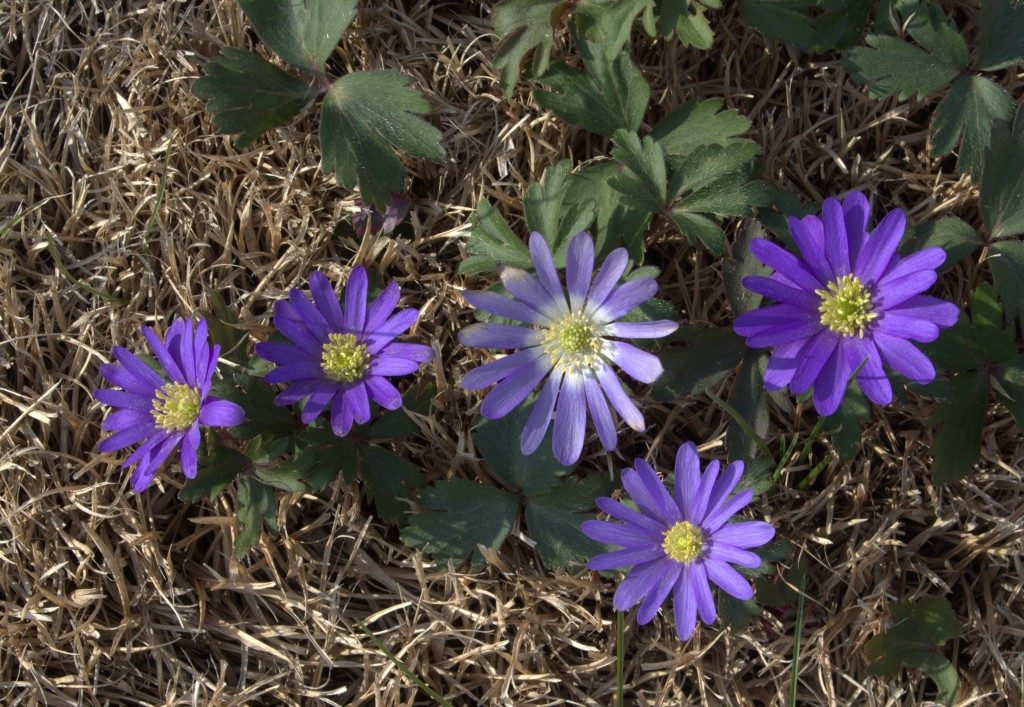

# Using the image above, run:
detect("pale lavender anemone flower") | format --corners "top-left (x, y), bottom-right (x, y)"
top-left (255, 268), bottom-right (431, 436)
top-left (581, 443), bottom-right (775, 640)
top-left (94, 318), bottom-right (245, 492)
top-left (459, 231), bottom-right (678, 465)
top-left (734, 192), bottom-right (959, 416)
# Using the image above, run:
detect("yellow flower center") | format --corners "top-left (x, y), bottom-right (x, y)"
top-left (321, 333), bottom-right (369, 382)
top-left (151, 383), bottom-right (201, 431)
top-left (541, 312), bottom-right (603, 374)
top-left (662, 521), bottom-right (705, 564)
top-left (816, 274), bottom-right (876, 337)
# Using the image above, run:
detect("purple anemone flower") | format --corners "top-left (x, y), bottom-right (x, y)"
top-left (255, 268), bottom-right (432, 436)
top-left (581, 443), bottom-right (775, 640)
top-left (94, 318), bottom-right (245, 492)
top-left (459, 231), bottom-right (678, 466)
top-left (734, 192), bottom-right (959, 416)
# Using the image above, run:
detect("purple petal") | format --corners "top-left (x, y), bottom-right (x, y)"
top-left (199, 398), bottom-right (245, 427)
top-left (112, 347), bottom-right (165, 389)
top-left (874, 333), bottom-right (936, 384)
top-left (637, 561), bottom-right (682, 625)
top-left (812, 338), bottom-right (854, 416)
top-left (703, 558), bottom-right (754, 600)
top-left (521, 369), bottom-right (562, 455)
top-left (174, 319), bottom-right (198, 384)
top-left (101, 408), bottom-right (151, 432)
top-left (877, 247), bottom-right (945, 288)
top-left (876, 311), bottom-right (940, 343)
top-left (365, 375), bottom-right (403, 410)
top-left (690, 562), bottom-right (717, 626)
top-left (343, 267), bottom-right (369, 332)
top-left (460, 322), bottom-right (542, 350)
top-left (741, 275), bottom-right (820, 310)
top-left (749, 238), bottom-right (823, 291)
top-left (585, 247), bottom-right (629, 310)
top-left (130, 434), bottom-right (179, 492)
top-left (673, 442), bottom-right (700, 519)
top-left (309, 271), bottom-right (345, 331)
top-left (596, 496), bottom-right (666, 535)
top-left (821, 197), bottom-right (850, 275)
top-left (370, 355), bottom-right (426, 377)
top-left (592, 279), bottom-right (658, 324)
top-left (500, 267), bottom-right (565, 320)
top-left (366, 309), bottom-right (420, 353)
top-left (789, 330), bottom-right (839, 395)
top-left (265, 360), bottom-right (324, 384)
top-left (142, 326), bottom-right (184, 383)
top-left (99, 363), bottom-right (159, 398)
top-left (710, 520), bottom-right (775, 550)
top-left (745, 318), bottom-right (822, 348)
top-left (613, 558), bottom-right (676, 612)
top-left (480, 362), bottom-right (548, 419)
top-left (587, 543), bottom-right (666, 571)
top-left (701, 489), bottom-right (754, 533)
top-left (348, 383), bottom-right (371, 425)
top-left (596, 365), bottom-right (644, 431)
top-left (854, 208), bottom-right (907, 284)
top-left (848, 338), bottom-right (892, 406)
top-left (463, 290), bottom-right (549, 325)
top-left (608, 340), bottom-right (663, 384)
top-left (300, 385), bottom-right (335, 424)
top-left (581, 519), bottom-right (662, 547)
top-left (529, 231), bottom-right (567, 304)
top-left (875, 269), bottom-right (939, 310)
top-left (789, 214), bottom-right (833, 283)
top-left (99, 422), bottom-right (157, 453)
top-left (763, 338), bottom-right (806, 391)
top-left (623, 460), bottom-right (681, 526)
top-left (286, 289), bottom-right (331, 340)
top-left (672, 566), bottom-right (698, 640)
top-left (601, 320), bottom-right (679, 339)
top-left (842, 191), bottom-right (871, 263)
top-left (552, 374), bottom-right (586, 465)
top-left (274, 379), bottom-right (327, 406)
top-left (566, 232), bottom-right (594, 311)
top-left (462, 348), bottom-right (545, 390)
top-left (584, 376), bottom-right (617, 451)
top-left (707, 546), bottom-right (761, 568)
top-left (377, 342), bottom-right (432, 363)
top-left (364, 282), bottom-right (401, 333)
top-left (702, 461), bottom-right (744, 524)
top-left (734, 303), bottom-right (814, 336)
top-left (330, 390), bottom-right (355, 436)
top-left (687, 459), bottom-right (719, 525)
top-left (886, 295), bottom-right (959, 327)
top-left (275, 307), bottom-right (325, 352)
top-left (94, 388), bottom-right (152, 412)
top-left (180, 425), bottom-right (200, 479)
top-left (255, 341), bottom-right (307, 366)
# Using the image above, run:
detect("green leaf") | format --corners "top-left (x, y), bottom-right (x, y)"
top-left (995, 360), bottom-right (1024, 430)
top-left (534, 39), bottom-right (650, 138)
top-left (718, 592), bottom-right (762, 631)
top-left (725, 222), bottom-right (771, 316)
top-left (652, 98), bottom-right (756, 159)
top-left (929, 370), bottom-right (988, 485)
top-left (291, 426), bottom-right (361, 490)
top-left (575, 0), bottom-right (649, 57)
top-left (234, 476), bottom-right (278, 557)
top-left (735, 455), bottom-right (774, 494)
top-left (824, 384), bottom-right (870, 462)
top-left (930, 75), bottom-right (1013, 176)
top-left (474, 405), bottom-right (573, 496)
top-left (237, 0), bottom-right (356, 75)
top-left (980, 111), bottom-right (1024, 240)
top-left (254, 459), bottom-right (309, 493)
top-left (212, 370), bottom-right (297, 440)
top-left (194, 48), bottom-right (316, 148)
top-left (179, 442), bottom-right (248, 503)
top-left (365, 382), bottom-right (436, 440)
top-left (524, 160), bottom-right (597, 261)
top-left (978, 0), bottom-right (1024, 71)
top-left (493, 0), bottom-right (569, 95)
top-left (203, 289), bottom-right (248, 363)
top-left (900, 216), bottom-right (980, 274)
top-left (648, 0), bottom-right (719, 49)
top-left (460, 200), bottom-right (533, 274)
top-left (739, 0), bottom-right (873, 54)
top-left (843, 5), bottom-right (968, 100)
top-left (320, 71), bottom-right (444, 210)
top-left (923, 284), bottom-right (1015, 372)
top-left (990, 239), bottom-right (1024, 321)
top-left (359, 444), bottom-right (426, 526)
top-left (524, 474), bottom-right (612, 570)
top-left (652, 325), bottom-right (746, 401)
top-left (609, 130), bottom-right (669, 214)
top-left (866, 598), bottom-right (961, 706)
top-left (727, 353), bottom-right (771, 463)
top-left (402, 479), bottom-right (518, 564)
top-left (564, 162), bottom-right (651, 260)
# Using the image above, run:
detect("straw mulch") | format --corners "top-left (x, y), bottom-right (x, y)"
top-left (1, 1), bottom-right (1021, 704)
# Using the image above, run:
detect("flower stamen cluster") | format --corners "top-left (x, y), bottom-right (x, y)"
top-left (152, 382), bottom-right (201, 431)
top-left (320, 333), bottom-right (369, 382)
top-left (662, 521), bottom-right (705, 564)
top-left (542, 312), bottom-right (603, 374)
top-left (816, 274), bottom-right (876, 337)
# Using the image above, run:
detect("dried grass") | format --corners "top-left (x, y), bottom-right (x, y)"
top-left (1, 1), bottom-right (1022, 704)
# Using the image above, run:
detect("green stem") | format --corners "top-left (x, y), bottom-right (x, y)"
top-left (615, 611), bottom-right (625, 707)
top-left (706, 389), bottom-right (774, 461)
top-left (787, 561), bottom-right (808, 707)
top-left (359, 623), bottom-right (453, 707)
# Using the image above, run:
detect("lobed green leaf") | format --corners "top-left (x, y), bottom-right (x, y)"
top-left (237, 0), bottom-right (357, 75)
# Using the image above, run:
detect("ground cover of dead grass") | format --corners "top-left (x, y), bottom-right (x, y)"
top-left (1, 1), bottom-right (1022, 704)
